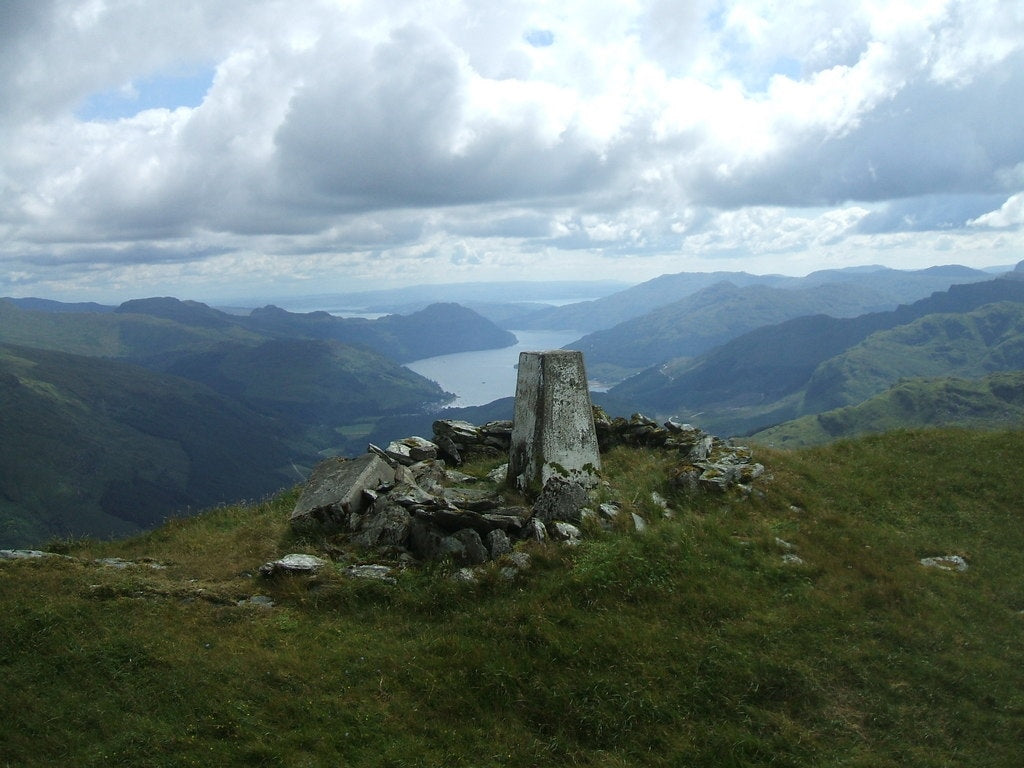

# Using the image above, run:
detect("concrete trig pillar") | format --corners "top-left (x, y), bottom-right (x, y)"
top-left (508, 350), bottom-right (601, 492)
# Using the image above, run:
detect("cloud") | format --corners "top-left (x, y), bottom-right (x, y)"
top-left (1, 0), bottom-right (1023, 302)
top-left (970, 193), bottom-right (1024, 228)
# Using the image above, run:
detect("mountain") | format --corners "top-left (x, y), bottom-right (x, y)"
top-left (609, 276), bottom-right (1024, 435)
top-left (506, 264), bottom-right (994, 334)
top-left (801, 301), bottom-right (1024, 413)
top-left (0, 343), bottom-right (305, 547)
top-left (236, 301), bottom-right (517, 363)
top-left (0, 297), bottom-right (516, 365)
top-left (571, 280), bottom-right (902, 380)
top-left (750, 371), bottom-right (1024, 447)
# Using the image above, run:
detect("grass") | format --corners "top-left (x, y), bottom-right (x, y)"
top-left (2, 428), bottom-right (1023, 766)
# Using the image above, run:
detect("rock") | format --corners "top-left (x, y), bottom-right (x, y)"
top-left (487, 463), bottom-right (508, 484)
top-left (0, 549), bottom-right (65, 560)
top-left (532, 476), bottom-right (591, 524)
top-left (920, 555), bottom-right (968, 572)
top-left (781, 554), bottom-right (805, 565)
top-left (407, 518), bottom-right (449, 561)
top-left (434, 434), bottom-right (462, 465)
top-left (630, 513), bottom-right (647, 533)
top-left (506, 551), bottom-right (532, 570)
top-left (508, 350), bottom-right (601, 491)
top-left (549, 521), bottom-right (583, 545)
top-left (451, 568), bottom-right (478, 584)
top-left (351, 503), bottom-right (411, 549)
top-left (598, 502), bottom-right (621, 521)
top-left (525, 518), bottom-right (548, 542)
top-left (290, 454), bottom-right (395, 534)
top-left (259, 554), bottom-right (328, 577)
top-left (385, 436), bottom-right (440, 466)
top-left (452, 528), bottom-right (489, 565)
top-left (344, 564), bottom-right (396, 584)
top-left (95, 557), bottom-right (133, 569)
top-left (486, 529), bottom-right (512, 559)
top-left (238, 595), bottom-right (275, 608)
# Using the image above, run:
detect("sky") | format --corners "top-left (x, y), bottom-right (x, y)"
top-left (1, 0), bottom-right (1023, 304)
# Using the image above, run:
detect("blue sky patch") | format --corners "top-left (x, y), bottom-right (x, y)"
top-left (524, 29), bottom-right (554, 47)
top-left (77, 67), bottom-right (214, 121)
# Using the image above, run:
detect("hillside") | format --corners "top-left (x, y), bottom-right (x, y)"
top-left (610, 276), bottom-right (1024, 435)
top-left (572, 280), bottom-right (901, 380)
top-left (2, 428), bottom-right (1022, 766)
top-left (750, 372), bottom-right (1024, 447)
top-left (802, 301), bottom-right (1024, 413)
top-left (0, 343), bottom-right (305, 548)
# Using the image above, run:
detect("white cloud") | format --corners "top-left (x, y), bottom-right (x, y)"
top-left (970, 193), bottom-right (1024, 228)
top-left (0, 0), bottom-right (1022, 302)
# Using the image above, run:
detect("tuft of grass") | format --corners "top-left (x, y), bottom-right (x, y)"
top-left (2, 428), bottom-right (1023, 766)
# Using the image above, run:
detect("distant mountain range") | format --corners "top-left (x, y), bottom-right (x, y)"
top-left (609, 271), bottom-right (1024, 435)
top-left (4, 262), bottom-right (1023, 547)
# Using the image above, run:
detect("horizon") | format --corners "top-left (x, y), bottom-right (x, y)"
top-left (2, 2), bottom-right (1022, 303)
top-left (3, 260), bottom-right (1021, 309)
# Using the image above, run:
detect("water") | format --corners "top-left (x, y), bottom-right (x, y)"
top-left (405, 330), bottom-right (582, 407)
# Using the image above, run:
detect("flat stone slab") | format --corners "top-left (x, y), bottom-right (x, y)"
top-left (290, 454), bottom-right (396, 534)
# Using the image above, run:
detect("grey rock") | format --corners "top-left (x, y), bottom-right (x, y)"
top-left (525, 518), bottom-right (548, 542)
top-left (920, 555), bottom-right (968, 572)
top-left (486, 529), bottom-right (512, 559)
top-left (259, 554), bottom-right (328, 577)
top-left (238, 595), bottom-right (275, 608)
top-left (549, 521), bottom-right (583, 545)
top-left (452, 528), bottom-right (489, 565)
top-left (385, 436), bottom-right (440, 466)
top-left (290, 454), bottom-right (395, 534)
top-left (0, 549), bottom-right (65, 560)
top-left (344, 564), bottom-right (396, 584)
top-left (506, 551), bottom-right (532, 570)
top-left (533, 476), bottom-right (591, 524)
top-left (451, 567), bottom-right (478, 584)
top-left (630, 513), bottom-right (647, 533)
top-left (351, 503), bottom-right (411, 549)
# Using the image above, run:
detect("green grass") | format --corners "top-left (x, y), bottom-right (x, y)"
top-left (2, 428), bottom-right (1023, 766)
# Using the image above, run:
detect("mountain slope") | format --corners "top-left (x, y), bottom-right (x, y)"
top-left (154, 338), bottom-right (451, 423)
top-left (751, 371), bottom-right (1024, 447)
top-left (572, 280), bottom-right (900, 376)
top-left (802, 301), bottom-right (1024, 413)
top-left (0, 343), bottom-right (305, 547)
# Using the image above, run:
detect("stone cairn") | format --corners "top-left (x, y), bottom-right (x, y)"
top-left (286, 351), bottom-right (763, 573)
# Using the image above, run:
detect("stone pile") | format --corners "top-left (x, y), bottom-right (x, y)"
top-left (593, 409), bottom-right (765, 493)
top-left (287, 412), bottom-right (763, 567)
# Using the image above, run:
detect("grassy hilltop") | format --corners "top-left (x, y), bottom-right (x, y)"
top-left (2, 428), bottom-right (1023, 767)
